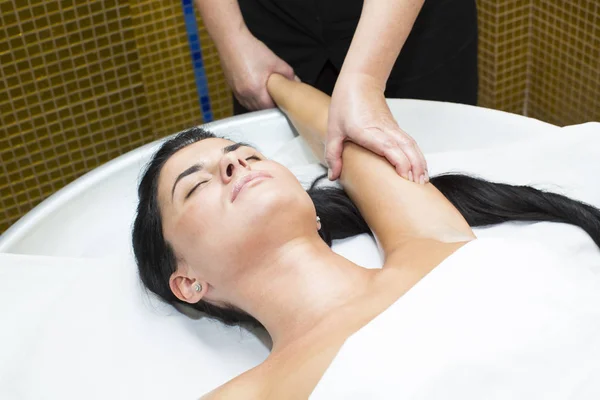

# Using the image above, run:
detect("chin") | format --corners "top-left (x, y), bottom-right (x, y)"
top-left (232, 187), bottom-right (313, 242)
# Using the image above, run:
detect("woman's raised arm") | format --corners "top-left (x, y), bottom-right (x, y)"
top-left (266, 74), bottom-right (474, 256)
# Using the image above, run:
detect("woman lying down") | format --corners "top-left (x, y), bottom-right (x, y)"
top-left (132, 75), bottom-right (600, 399)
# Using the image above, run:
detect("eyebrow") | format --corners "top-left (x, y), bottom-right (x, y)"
top-left (170, 142), bottom-right (255, 199)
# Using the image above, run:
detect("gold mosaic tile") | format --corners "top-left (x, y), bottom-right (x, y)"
top-left (528, 0), bottom-right (600, 126)
top-left (477, 0), bottom-right (532, 115)
top-left (477, 0), bottom-right (599, 123)
top-left (0, 0), bottom-right (232, 233)
top-left (0, 0), bottom-right (146, 232)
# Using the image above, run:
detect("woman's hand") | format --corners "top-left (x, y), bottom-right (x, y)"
top-left (219, 33), bottom-right (297, 111)
top-left (325, 73), bottom-right (428, 183)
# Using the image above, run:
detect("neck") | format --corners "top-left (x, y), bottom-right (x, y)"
top-left (229, 235), bottom-right (377, 350)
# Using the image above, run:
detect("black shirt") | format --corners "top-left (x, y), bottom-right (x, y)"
top-left (238, 0), bottom-right (477, 84)
top-left (234, 0), bottom-right (478, 110)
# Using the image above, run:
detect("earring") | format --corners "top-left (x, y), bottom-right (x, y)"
top-left (316, 216), bottom-right (321, 224)
top-left (316, 215), bottom-right (321, 231)
top-left (194, 283), bottom-right (202, 292)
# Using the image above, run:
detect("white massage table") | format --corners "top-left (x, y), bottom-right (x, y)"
top-left (1, 100), bottom-right (599, 399)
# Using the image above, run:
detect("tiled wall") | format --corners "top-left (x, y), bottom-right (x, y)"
top-left (528, 0), bottom-right (599, 125)
top-left (1, 0), bottom-right (599, 233)
top-left (477, 0), bottom-right (599, 125)
top-left (0, 0), bottom-right (231, 233)
top-left (477, 0), bottom-right (532, 115)
top-left (1, 0), bottom-right (150, 235)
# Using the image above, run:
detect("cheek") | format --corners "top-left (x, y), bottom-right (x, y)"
top-left (174, 191), bottom-right (224, 255)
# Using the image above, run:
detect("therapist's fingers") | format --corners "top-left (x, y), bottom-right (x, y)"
top-left (325, 133), bottom-right (345, 180)
top-left (382, 146), bottom-right (412, 181)
top-left (349, 126), bottom-right (412, 180)
top-left (326, 125), bottom-right (428, 183)
top-left (373, 127), bottom-right (427, 183)
top-left (377, 128), bottom-right (418, 181)
top-left (393, 129), bottom-right (428, 183)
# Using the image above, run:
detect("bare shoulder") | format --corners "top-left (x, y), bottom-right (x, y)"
top-left (199, 366), bottom-right (270, 400)
top-left (199, 326), bottom-right (351, 400)
top-left (388, 238), bottom-right (472, 266)
top-left (377, 238), bottom-right (473, 290)
top-left (391, 237), bottom-right (472, 272)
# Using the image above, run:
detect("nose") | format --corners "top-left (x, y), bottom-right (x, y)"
top-left (219, 152), bottom-right (250, 183)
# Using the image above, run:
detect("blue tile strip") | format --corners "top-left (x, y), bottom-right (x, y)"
top-left (182, 0), bottom-right (213, 122)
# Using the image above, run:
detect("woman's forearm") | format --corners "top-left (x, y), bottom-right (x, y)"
top-left (267, 75), bottom-right (330, 161)
top-left (267, 74), bottom-right (474, 252)
top-left (267, 75), bottom-right (371, 190)
top-left (338, 0), bottom-right (424, 87)
top-left (267, 74), bottom-right (389, 186)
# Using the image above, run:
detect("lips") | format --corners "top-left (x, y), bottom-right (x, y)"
top-left (231, 171), bottom-right (272, 202)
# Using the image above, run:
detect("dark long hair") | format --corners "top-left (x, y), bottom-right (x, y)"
top-left (133, 127), bottom-right (600, 328)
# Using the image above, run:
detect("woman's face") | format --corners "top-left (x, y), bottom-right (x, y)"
top-left (157, 138), bottom-right (316, 288)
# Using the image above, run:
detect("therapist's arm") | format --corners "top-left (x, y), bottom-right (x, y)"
top-left (341, 0), bottom-right (424, 85)
top-left (193, 0), bottom-right (247, 46)
top-left (193, 0), bottom-right (296, 110)
top-left (326, 0), bottom-right (428, 183)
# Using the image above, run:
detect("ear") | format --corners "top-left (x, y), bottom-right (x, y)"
top-left (169, 263), bottom-right (207, 304)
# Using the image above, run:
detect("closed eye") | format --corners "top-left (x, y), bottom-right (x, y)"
top-left (186, 180), bottom-right (208, 199)
top-left (185, 156), bottom-right (260, 200)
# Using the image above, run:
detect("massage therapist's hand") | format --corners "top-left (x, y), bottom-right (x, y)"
top-left (219, 32), bottom-right (297, 111)
top-left (326, 73), bottom-right (428, 183)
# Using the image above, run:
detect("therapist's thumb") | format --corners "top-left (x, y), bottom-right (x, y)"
top-left (325, 135), bottom-right (344, 181)
top-left (272, 58), bottom-right (296, 82)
